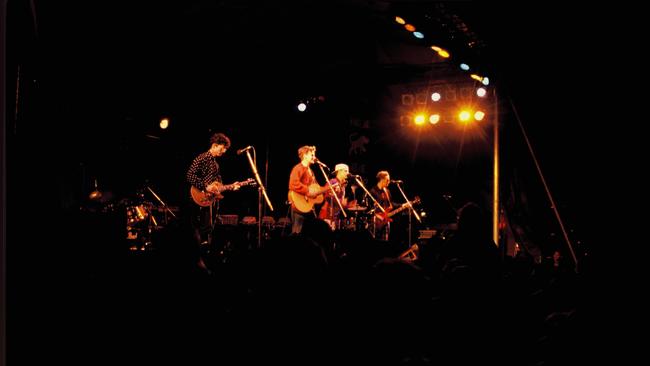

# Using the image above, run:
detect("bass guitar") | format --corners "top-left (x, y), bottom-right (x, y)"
top-left (374, 196), bottom-right (421, 229)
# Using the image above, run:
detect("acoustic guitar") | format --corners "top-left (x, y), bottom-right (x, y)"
top-left (288, 182), bottom-right (339, 213)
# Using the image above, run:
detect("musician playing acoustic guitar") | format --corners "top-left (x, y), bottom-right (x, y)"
top-left (186, 132), bottom-right (241, 272)
top-left (287, 145), bottom-right (322, 234)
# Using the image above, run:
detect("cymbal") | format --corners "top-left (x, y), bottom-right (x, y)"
top-left (88, 190), bottom-right (103, 200)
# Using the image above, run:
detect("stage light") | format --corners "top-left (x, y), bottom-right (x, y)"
top-left (431, 92), bottom-right (441, 102)
top-left (414, 114), bottom-right (426, 125)
top-left (413, 31), bottom-right (424, 39)
top-left (159, 118), bottom-right (169, 129)
top-left (460, 63), bottom-right (470, 71)
top-left (429, 114), bottom-right (440, 124)
top-left (430, 45), bottom-right (450, 58)
top-left (297, 103), bottom-right (307, 112)
top-left (474, 111), bottom-right (485, 121)
top-left (458, 110), bottom-right (471, 122)
top-left (476, 87), bottom-right (487, 97)
top-left (404, 24), bottom-right (416, 32)
top-left (395, 16), bottom-right (405, 25)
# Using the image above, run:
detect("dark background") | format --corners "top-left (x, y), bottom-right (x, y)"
top-left (6, 1), bottom-right (629, 364)
top-left (7, 1), bottom-right (609, 239)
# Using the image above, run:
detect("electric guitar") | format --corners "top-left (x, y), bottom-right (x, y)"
top-left (374, 196), bottom-right (421, 229)
top-left (190, 178), bottom-right (256, 207)
top-left (288, 182), bottom-right (339, 213)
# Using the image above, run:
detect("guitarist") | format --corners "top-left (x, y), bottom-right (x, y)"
top-left (186, 132), bottom-right (238, 272)
top-left (318, 163), bottom-right (354, 230)
top-left (367, 170), bottom-right (395, 241)
top-left (288, 145), bottom-right (318, 234)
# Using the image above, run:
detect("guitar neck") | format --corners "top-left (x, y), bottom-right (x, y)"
top-left (387, 200), bottom-right (418, 218)
top-left (307, 182), bottom-right (339, 196)
top-left (387, 205), bottom-right (409, 218)
top-left (214, 179), bottom-right (252, 193)
top-left (218, 183), bottom-right (236, 192)
top-left (193, 179), bottom-right (253, 207)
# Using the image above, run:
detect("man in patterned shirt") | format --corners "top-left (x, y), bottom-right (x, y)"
top-left (186, 132), bottom-right (237, 272)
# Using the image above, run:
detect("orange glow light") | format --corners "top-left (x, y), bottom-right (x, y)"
top-left (458, 111), bottom-right (471, 122)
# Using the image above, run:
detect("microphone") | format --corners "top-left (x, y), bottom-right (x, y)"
top-left (237, 146), bottom-right (253, 155)
top-left (314, 159), bottom-right (329, 170)
top-left (390, 180), bottom-right (403, 184)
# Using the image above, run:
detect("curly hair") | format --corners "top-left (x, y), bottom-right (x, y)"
top-left (210, 133), bottom-right (231, 149)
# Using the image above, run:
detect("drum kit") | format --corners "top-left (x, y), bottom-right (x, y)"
top-left (335, 205), bottom-right (371, 232)
top-left (123, 185), bottom-right (178, 251)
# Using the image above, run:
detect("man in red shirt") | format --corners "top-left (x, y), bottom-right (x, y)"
top-left (288, 145), bottom-right (318, 234)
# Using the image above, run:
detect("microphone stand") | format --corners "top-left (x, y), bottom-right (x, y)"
top-left (354, 176), bottom-right (385, 213)
top-left (146, 185), bottom-right (177, 223)
top-left (394, 181), bottom-right (421, 247)
top-left (443, 195), bottom-right (460, 217)
top-left (243, 147), bottom-right (274, 249)
top-left (315, 161), bottom-right (347, 219)
top-left (352, 175), bottom-right (385, 238)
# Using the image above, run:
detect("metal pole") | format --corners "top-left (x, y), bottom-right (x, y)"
top-left (493, 90), bottom-right (500, 247)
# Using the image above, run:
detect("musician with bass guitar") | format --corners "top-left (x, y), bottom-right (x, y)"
top-left (367, 170), bottom-right (397, 241)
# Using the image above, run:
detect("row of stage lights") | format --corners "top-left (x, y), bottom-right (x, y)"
top-left (410, 87), bottom-right (488, 125)
top-left (152, 109), bottom-right (483, 132)
top-left (427, 86), bottom-right (489, 102)
top-left (296, 14), bottom-right (490, 113)
top-left (408, 109), bottom-right (486, 127)
top-left (155, 14), bottom-right (489, 128)
top-left (396, 14), bottom-right (491, 128)
top-left (395, 16), bottom-right (490, 87)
